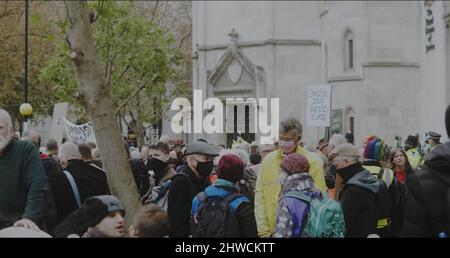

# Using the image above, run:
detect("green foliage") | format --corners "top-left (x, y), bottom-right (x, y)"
top-left (40, 1), bottom-right (182, 127)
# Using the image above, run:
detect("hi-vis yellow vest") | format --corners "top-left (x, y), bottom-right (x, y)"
top-left (406, 148), bottom-right (423, 170)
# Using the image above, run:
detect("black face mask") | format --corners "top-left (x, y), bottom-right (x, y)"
top-left (149, 158), bottom-right (168, 176)
top-left (195, 160), bottom-right (214, 178)
top-left (336, 163), bottom-right (361, 183)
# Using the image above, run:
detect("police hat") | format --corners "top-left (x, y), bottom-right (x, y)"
top-left (427, 131), bottom-right (441, 140)
top-left (185, 140), bottom-right (220, 156)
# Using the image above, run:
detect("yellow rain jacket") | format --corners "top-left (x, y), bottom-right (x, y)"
top-left (254, 147), bottom-right (327, 237)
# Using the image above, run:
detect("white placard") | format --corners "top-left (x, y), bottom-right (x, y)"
top-left (306, 84), bottom-right (331, 127)
top-left (49, 102), bottom-right (69, 146)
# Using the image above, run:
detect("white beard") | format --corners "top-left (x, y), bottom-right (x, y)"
top-left (0, 135), bottom-right (11, 151)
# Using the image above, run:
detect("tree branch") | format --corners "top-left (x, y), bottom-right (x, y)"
top-left (150, 0), bottom-right (159, 23)
top-left (114, 74), bottom-right (157, 115)
top-left (177, 30), bottom-right (191, 49)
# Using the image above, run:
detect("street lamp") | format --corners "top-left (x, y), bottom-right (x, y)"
top-left (19, 0), bottom-right (29, 136)
top-left (19, 103), bottom-right (33, 134)
top-left (21, 0), bottom-right (30, 136)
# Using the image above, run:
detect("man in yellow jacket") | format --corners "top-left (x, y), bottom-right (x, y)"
top-left (254, 118), bottom-right (327, 238)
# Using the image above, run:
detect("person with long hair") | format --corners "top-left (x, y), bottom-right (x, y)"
top-left (390, 149), bottom-right (413, 184)
top-left (389, 149), bottom-right (412, 236)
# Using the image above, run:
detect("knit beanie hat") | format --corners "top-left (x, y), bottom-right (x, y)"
top-left (215, 154), bottom-right (245, 183)
top-left (363, 135), bottom-right (384, 161)
top-left (280, 153), bottom-right (310, 175)
top-left (446, 104), bottom-right (450, 138)
top-left (84, 195), bottom-right (125, 227)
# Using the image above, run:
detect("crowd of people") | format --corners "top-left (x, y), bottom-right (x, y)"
top-left (1, 104), bottom-right (450, 238)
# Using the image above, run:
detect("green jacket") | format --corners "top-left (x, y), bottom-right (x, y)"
top-left (0, 139), bottom-right (48, 223)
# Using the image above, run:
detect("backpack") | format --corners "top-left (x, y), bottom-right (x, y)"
top-left (142, 174), bottom-right (185, 209)
top-left (238, 166), bottom-right (257, 203)
top-left (191, 192), bottom-right (243, 238)
top-left (283, 191), bottom-right (345, 238)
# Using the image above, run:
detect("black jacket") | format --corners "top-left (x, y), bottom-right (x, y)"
top-left (168, 165), bottom-right (209, 237)
top-left (338, 163), bottom-right (380, 238)
top-left (49, 160), bottom-right (110, 225)
top-left (401, 142), bottom-right (450, 237)
top-left (129, 159), bottom-right (150, 197)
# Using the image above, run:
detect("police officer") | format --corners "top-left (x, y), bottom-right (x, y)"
top-left (424, 131), bottom-right (442, 156)
top-left (404, 135), bottom-right (423, 170)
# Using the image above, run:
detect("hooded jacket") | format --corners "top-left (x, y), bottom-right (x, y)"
top-left (191, 179), bottom-right (257, 237)
top-left (338, 163), bottom-right (380, 238)
top-left (401, 142), bottom-right (450, 237)
top-left (273, 173), bottom-right (322, 238)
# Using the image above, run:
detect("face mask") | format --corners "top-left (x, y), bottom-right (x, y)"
top-left (195, 160), bottom-right (214, 178)
top-left (149, 158), bottom-right (168, 175)
top-left (279, 140), bottom-right (297, 154)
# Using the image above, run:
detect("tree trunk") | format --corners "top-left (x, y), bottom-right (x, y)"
top-left (64, 1), bottom-right (141, 227)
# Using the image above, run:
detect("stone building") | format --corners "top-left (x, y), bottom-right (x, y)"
top-left (187, 0), bottom-right (450, 147)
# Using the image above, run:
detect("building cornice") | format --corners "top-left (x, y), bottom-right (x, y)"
top-left (197, 39), bottom-right (321, 51)
top-left (362, 62), bottom-right (420, 68)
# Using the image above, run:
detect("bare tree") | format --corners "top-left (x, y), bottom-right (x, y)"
top-left (64, 1), bottom-right (141, 226)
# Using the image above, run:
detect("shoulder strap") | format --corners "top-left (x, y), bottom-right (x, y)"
top-left (284, 191), bottom-right (312, 203)
top-left (224, 192), bottom-right (243, 203)
top-left (378, 167), bottom-right (385, 179)
top-left (62, 170), bottom-right (82, 208)
top-left (447, 188), bottom-right (450, 235)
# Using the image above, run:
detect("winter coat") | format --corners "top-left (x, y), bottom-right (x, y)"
top-left (0, 139), bottom-right (48, 226)
top-left (338, 164), bottom-right (380, 238)
top-left (49, 159), bottom-right (110, 225)
top-left (168, 165), bottom-right (209, 237)
top-left (273, 173), bottom-right (322, 238)
top-left (401, 142), bottom-right (450, 237)
top-left (255, 147), bottom-right (326, 238)
top-left (191, 179), bottom-right (257, 238)
top-left (129, 159), bottom-right (150, 197)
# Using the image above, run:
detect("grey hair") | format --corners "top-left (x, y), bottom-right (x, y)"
top-left (0, 108), bottom-right (12, 131)
top-left (59, 142), bottom-right (82, 161)
top-left (329, 134), bottom-right (346, 149)
top-left (334, 156), bottom-right (360, 164)
top-left (280, 118), bottom-right (302, 137)
top-left (216, 149), bottom-right (250, 166)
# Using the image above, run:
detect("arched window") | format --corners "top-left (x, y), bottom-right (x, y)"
top-left (344, 30), bottom-right (354, 71)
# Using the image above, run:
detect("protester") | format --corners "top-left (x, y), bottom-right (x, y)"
top-left (54, 195), bottom-right (125, 238)
top-left (128, 204), bottom-right (169, 238)
top-left (360, 135), bottom-right (403, 237)
top-left (49, 142), bottom-right (110, 225)
top-left (274, 153), bottom-right (344, 238)
top-left (22, 130), bottom-right (59, 176)
top-left (0, 109), bottom-right (48, 230)
top-left (401, 105), bottom-right (450, 237)
top-left (170, 140), bottom-right (219, 237)
top-left (390, 149), bottom-right (413, 184)
top-left (332, 143), bottom-right (381, 237)
top-left (255, 118), bottom-right (326, 238)
top-left (191, 154), bottom-right (257, 237)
